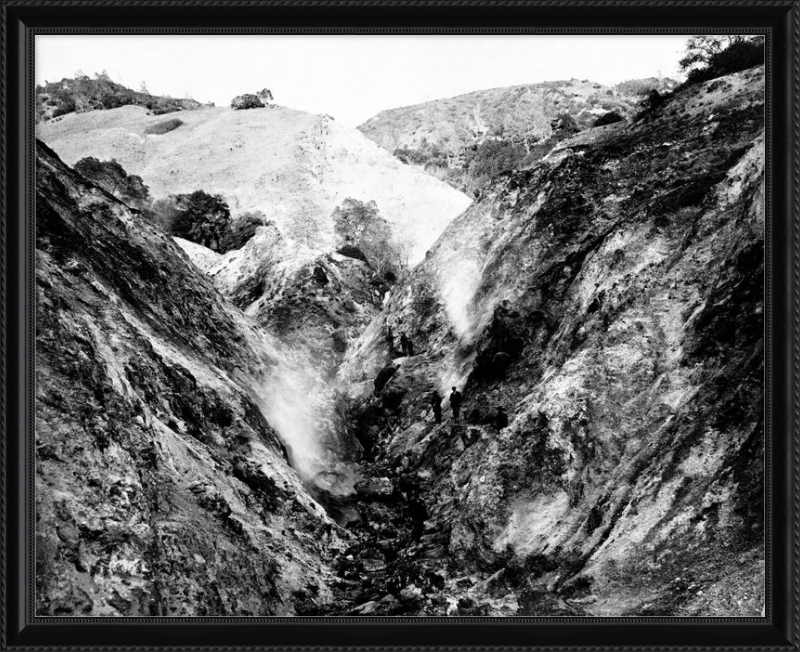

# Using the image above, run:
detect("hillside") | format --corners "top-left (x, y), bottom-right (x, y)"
top-left (334, 65), bottom-right (764, 616)
top-left (36, 74), bottom-right (205, 123)
top-left (35, 141), bottom-right (347, 616)
top-left (358, 77), bottom-right (677, 193)
top-left (34, 63), bottom-right (764, 619)
top-left (36, 104), bottom-right (472, 266)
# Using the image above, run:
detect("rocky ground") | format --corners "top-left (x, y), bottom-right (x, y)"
top-left (331, 65), bottom-right (765, 617)
top-left (35, 65), bottom-right (765, 618)
top-left (35, 142), bottom-right (348, 616)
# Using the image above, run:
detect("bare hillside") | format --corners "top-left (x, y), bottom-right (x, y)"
top-left (37, 105), bottom-right (472, 265)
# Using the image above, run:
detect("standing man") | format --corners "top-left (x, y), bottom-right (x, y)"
top-left (386, 326), bottom-right (395, 355)
top-left (494, 406), bottom-right (509, 431)
top-left (449, 387), bottom-right (463, 422)
top-left (400, 332), bottom-right (414, 357)
top-left (430, 390), bottom-right (443, 424)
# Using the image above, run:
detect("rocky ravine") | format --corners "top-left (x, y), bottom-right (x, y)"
top-left (334, 65), bottom-right (765, 617)
top-left (35, 141), bottom-right (347, 616)
top-left (36, 64), bottom-right (765, 619)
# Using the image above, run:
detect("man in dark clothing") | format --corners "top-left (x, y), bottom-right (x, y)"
top-left (430, 390), bottom-right (443, 424)
top-left (494, 406), bottom-right (509, 431)
top-left (450, 387), bottom-right (463, 422)
top-left (400, 332), bottom-right (414, 357)
top-left (386, 327), bottom-right (395, 354)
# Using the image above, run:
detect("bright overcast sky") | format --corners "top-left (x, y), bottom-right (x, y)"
top-left (36, 35), bottom-right (691, 127)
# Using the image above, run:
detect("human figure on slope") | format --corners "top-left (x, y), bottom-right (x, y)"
top-left (494, 406), bottom-right (509, 431)
top-left (449, 387), bottom-right (463, 422)
top-left (400, 332), bottom-right (414, 357)
top-left (430, 390), bottom-right (443, 424)
top-left (386, 326), bottom-right (395, 355)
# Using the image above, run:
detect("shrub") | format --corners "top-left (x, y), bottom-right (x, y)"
top-left (593, 111), bottom-right (625, 127)
top-left (336, 244), bottom-right (369, 263)
top-left (73, 157), bottom-right (151, 210)
top-left (144, 118), bottom-right (183, 135)
top-left (256, 88), bottom-right (274, 104)
top-left (218, 210), bottom-right (267, 252)
top-left (686, 39), bottom-right (764, 85)
top-left (465, 139), bottom-right (528, 181)
top-left (153, 190), bottom-right (232, 252)
top-left (231, 94), bottom-right (264, 110)
top-left (332, 198), bottom-right (402, 278)
top-left (551, 112), bottom-right (581, 138)
top-left (634, 89), bottom-right (668, 121)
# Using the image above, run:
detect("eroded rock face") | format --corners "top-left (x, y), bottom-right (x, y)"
top-left (339, 67), bottom-right (765, 616)
top-left (35, 141), bottom-right (342, 616)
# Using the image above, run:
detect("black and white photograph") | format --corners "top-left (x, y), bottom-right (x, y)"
top-left (33, 34), bottom-right (765, 618)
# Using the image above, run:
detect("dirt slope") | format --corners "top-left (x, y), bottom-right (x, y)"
top-left (37, 105), bottom-right (472, 265)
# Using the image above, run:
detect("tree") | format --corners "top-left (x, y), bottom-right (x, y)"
top-left (503, 92), bottom-right (553, 153)
top-left (679, 36), bottom-right (757, 73)
top-left (231, 94), bottom-right (264, 110)
top-left (288, 196), bottom-right (323, 248)
top-left (257, 88), bottom-right (274, 104)
top-left (438, 121), bottom-right (470, 168)
top-left (332, 198), bottom-right (402, 279)
top-left (680, 36), bottom-right (764, 85)
top-left (154, 190), bottom-right (232, 251)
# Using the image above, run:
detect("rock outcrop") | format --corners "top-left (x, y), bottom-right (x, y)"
top-left (35, 141), bottom-right (343, 616)
top-left (34, 63), bottom-right (765, 619)
top-left (337, 66), bottom-right (765, 617)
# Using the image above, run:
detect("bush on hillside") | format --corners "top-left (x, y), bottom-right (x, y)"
top-left (218, 210), bottom-right (268, 253)
top-left (256, 88), bottom-right (274, 104)
top-left (231, 94), bottom-right (264, 110)
top-left (144, 118), bottom-right (184, 135)
top-left (74, 157), bottom-right (151, 210)
top-left (153, 190), bottom-right (232, 252)
top-left (332, 198), bottom-right (402, 279)
top-left (634, 90), bottom-right (669, 121)
top-left (465, 140), bottom-right (529, 181)
top-left (551, 113), bottom-right (581, 139)
top-left (35, 74), bottom-right (202, 122)
top-left (594, 111), bottom-right (625, 127)
top-left (685, 38), bottom-right (764, 85)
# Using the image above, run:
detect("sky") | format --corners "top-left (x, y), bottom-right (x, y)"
top-left (36, 35), bottom-right (691, 128)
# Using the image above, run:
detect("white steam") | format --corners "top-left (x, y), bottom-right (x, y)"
top-left (249, 341), bottom-right (356, 495)
top-left (438, 255), bottom-right (483, 339)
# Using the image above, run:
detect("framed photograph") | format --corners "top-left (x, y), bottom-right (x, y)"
top-left (2, 1), bottom-right (797, 649)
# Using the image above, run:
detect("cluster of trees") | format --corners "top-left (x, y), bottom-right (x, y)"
top-left (35, 72), bottom-right (203, 122)
top-left (231, 89), bottom-right (274, 110)
top-left (74, 156), bottom-right (263, 253)
top-left (392, 97), bottom-right (589, 195)
top-left (637, 36), bottom-right (764, 119)
top-left (680, 36), bottom-right (764, 84)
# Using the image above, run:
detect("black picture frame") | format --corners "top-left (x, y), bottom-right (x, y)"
top-left (2, 1), bottom-right (797, 649)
